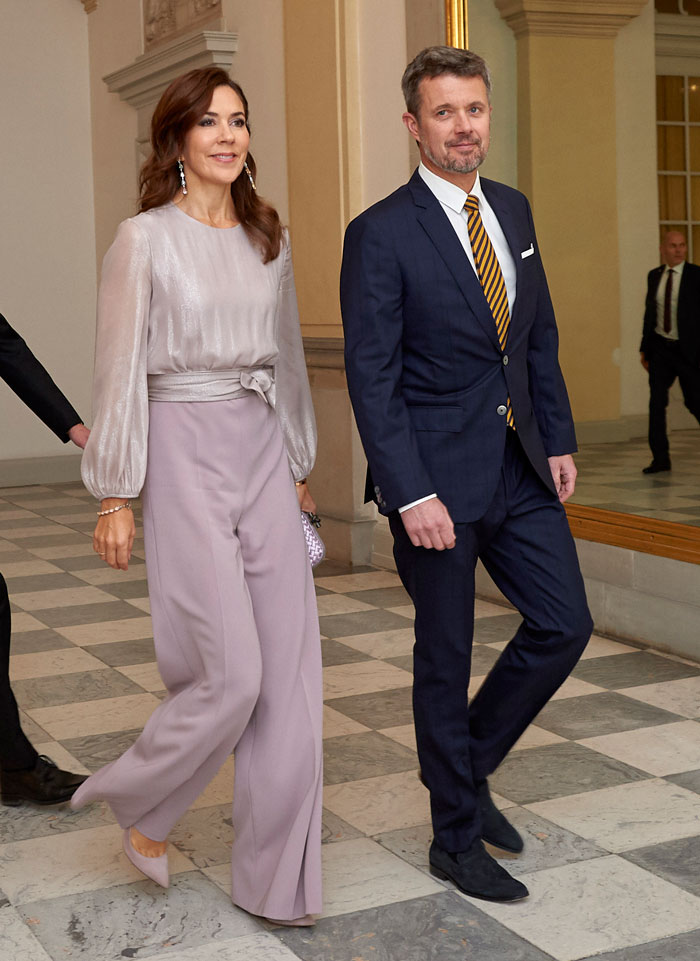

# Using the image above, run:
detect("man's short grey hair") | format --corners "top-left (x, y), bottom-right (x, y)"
top-left (401, 46), bottom-right (492, 117)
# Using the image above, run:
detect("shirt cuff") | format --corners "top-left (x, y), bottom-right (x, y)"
top-left (398, 493), bottom-right (437, 513)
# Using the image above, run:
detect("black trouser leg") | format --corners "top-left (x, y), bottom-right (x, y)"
top-left (0, 573), bottom-right (38, 771)
top-left (647, 349), bottom-right (676, 464)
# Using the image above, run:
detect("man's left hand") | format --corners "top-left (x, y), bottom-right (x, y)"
top-left (68, 423), bottom-right (90, 449)
top-left (548, 454), bottom-right (577, 503)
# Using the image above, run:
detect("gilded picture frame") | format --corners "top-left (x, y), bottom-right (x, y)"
top-left (445, 0), bottom-right (469, 48)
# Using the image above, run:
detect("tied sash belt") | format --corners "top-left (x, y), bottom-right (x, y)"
top-left (147, 367), bottom-right (274, 404)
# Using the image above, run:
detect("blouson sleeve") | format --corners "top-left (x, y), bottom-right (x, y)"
top-left (270, 235), bottom-right (317, 481)
top-left (81, 219), bottom-right (152, 500)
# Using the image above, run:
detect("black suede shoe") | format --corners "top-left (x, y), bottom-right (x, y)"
top-left (1, 755), bottom-right (87, 806)
top-left (429, 838), bottom-right (529, 902)
top-left (642, 461), bottom-right (671, 474)
top-left (478, 780), bottom-right (524, 854)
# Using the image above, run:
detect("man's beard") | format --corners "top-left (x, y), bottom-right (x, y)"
top-left (424, 138), bottom-right (487, 175)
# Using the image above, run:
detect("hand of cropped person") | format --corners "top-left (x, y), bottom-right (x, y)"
top-left (93, 499), bottom-right (135, 571)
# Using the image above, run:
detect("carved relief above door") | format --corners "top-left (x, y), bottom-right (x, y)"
top-left (144, 0), bottom-right (223, 49)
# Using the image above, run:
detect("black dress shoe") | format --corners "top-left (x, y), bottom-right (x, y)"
top-left (642, 461), bottom-right (671, 474)
top-left (478, 780), bottom-right (524, 854)
top-left (1, 755), bottom-right (87, 806)
top-left (429, 838), bottom-right (529, 902)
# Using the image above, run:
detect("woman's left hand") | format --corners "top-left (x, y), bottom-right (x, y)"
top-left (296, 481), bottom-right (317, 514)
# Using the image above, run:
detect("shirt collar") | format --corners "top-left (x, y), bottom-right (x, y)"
top-left (418, 162), bottom-right (483, 214)
top-left (666, 261), bottom-right (685, 274)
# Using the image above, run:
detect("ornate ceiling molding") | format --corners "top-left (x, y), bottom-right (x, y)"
top-left (494, 0), bottom-right (648, 38)
top-left (79, 0), bottom-right (98, 12)
top-left (656, 11), bottom-right (700, 58)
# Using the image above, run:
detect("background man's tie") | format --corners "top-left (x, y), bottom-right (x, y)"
top-left (663, 268), bottom-right (673, 334)
top-left (464, 195), bottom-right (514, 428)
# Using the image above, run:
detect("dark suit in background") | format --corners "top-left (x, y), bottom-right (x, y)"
top-left (640, 260), bottom-right (700, 468)
top-left (0, 312), bottom-right (85, 794)
top-left (341, 167), bottom-right (593, 859)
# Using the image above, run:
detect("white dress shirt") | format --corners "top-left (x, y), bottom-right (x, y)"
top-left (399, 165), bottom-right (518, 514)
top-left (654, 261), bottom-right (683, 341)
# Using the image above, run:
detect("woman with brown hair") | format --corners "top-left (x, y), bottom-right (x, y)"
top-left (71, 67), bottom-right (323, 925)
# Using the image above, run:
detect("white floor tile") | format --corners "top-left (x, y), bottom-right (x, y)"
top-left (379, 724), bottom-right (417, 751)
top-left (324, 771), bottom-right (431, 835)
top-left (321, 837), bottom-right (442, 917)
top-left (0, 824), bottom-right (194, 905)
top-left (116, 661), bottom-right (164, 692)
top-left (323, 704), bottom-right (370, 738)
top-left (11, 586), bottom-right (117, 612)
top-left (549, 677), bottom-right (607, 700)
top-left (146, 934), bottom-right (301, 961)
top-left (54, 616), bottom-right (153, 645)
top-left (0, 907), bottom-right (52, 960)
top-left (338, 628), bottom-right (415, 659)
top-left (315, 572), bottom-right (403, 593)
top-left (9, 647), bottom-right (106, 681)
top-left (323, 661), bottom-right (412, 699)
top-left (526, 778), bottom-right (700, 852)
top-left (26, 693), bottom-right (160, 740)
top-left (315, 595), bottom-right (377, 616)
top-left (621, 677), bottom-right (700, 720)
top-left (579, 635), bottom-right (639, 659)
top-left (471, 855), bottom-right (700, 961)
top-left (581, 720), bottom-right (700, 776)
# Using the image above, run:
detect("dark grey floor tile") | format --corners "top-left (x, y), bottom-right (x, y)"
top-left (170, 804), bottom-right (235, 868)
top-left (489, 807), bottom-right (607, 874)
top-left (375, 823), bottom-right (433, 874)
top-left (386, 654), bottom-right (414, 673)
top-left (321, 638), bottom-right (372, 667)
top-left (9, 628), bottom-right (73, 654)
top-left (323, 732), bottom-right (418, 785)
top-left (346, 586), bottom-right (412, 607)
top-left (0, 886), bottom-right (9, 909)
top-left (313, 561), bottom-right (374, 578)
top-left (572, 652), bottom-right (700, 690)
top-left (470, 645), bottom-right (501, 675)
top-left (12, 532), bottom-right (91, 548)
top-left (60, 729), bottom-right (142, 771)
top-left (667, 769), bottom-right (700, 793)
top-left (489, 742), bottom-right (650, 805)
top-left (622, 835), bottom-right (700, 897)
top-left (315, 585), bottom-right (332, 595)
top-left (472, 613), bottom-right (521, 644)
top-left (0, 516), bottom-right (49, 530)
top-left (54, 553), bottom-right (111, 571)
top-left (584, 928), bottom-right (700, 961)
top-left (534, 691), bottom-right (684, 739)
top-left (82, 637), bottom-right (156, 667)
top-left (33, 600), bottom-right (148, 628)
top-left (17, 871), bottom-right (260, 960)
top-left (13, 668), bottom-right (144, 710)
top-left (274, 891), bottom-right (553, 961)
top-left (98, 579), bottom-right (150, 600)
top-left (5, 571), bottom-right (86, 593)
top-left (0, 795), bottom-right (114, 843)
top-left (319, 609), bottom-right (412, 638)
top-left (321, 809), bottom-right (363, 844)
top-left (326, 687), bottom-right (414, 729)
top-left (0, 548), bottom-right (38, 563)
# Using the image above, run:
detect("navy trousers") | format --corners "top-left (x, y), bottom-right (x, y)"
top-left (0, 573), bottom-right (38, 770)
top-left (647, 333), bottom-right (700, 463)
top-left (389, 430), bottom-right (593, 854)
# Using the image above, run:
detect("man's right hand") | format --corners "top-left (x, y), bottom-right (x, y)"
top-left (640, 351), bottom-right (649, 371)
top-left (401, 498), bottom-right (456, 550)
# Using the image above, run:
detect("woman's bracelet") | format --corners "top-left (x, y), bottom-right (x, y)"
top-left (97, 501), bottom-right (132, 516)
top-left (295, 479), bottom-right (307, 487)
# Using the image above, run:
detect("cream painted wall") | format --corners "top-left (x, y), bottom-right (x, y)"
top-left (0, 0), bottom-right (96, 461)
top-left (222, 0), bottom-right (289, 223)
top-left (468, 0), bottom-right (518, 188)
top-left (86, 0), bottom-right (142, 268)
top-left (615, 1), bottom-right (659, 421)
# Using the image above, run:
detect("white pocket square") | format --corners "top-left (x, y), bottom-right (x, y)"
top-left (521, 244), bottom-right (534, 259)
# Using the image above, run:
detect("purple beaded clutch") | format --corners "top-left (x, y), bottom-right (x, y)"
top-left (301, 511), bottom-right (325, 567)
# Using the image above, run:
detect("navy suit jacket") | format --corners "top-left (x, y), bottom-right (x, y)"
top-left (640, 262), bottom-right (700, 366)
top-left (0, 312), bottom-right (81, 442)
top-left (340, 169), bottom-right (577, 523)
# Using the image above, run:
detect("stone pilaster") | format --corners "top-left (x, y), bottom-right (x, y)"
top-left (494, 0), bottom-right (648, 38)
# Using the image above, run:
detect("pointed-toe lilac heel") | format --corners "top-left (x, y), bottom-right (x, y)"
top-left (123, 828), bottom-right (169, 888)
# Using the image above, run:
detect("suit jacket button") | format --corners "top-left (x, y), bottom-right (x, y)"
top-left (497, 405), bottom-right (507, 415)
top-left (503, 355), bottom-right (509, 365)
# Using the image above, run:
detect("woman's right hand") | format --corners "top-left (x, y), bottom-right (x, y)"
top-left (94, 499), bottom-right (136, 571)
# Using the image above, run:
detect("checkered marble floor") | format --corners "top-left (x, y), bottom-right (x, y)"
top-left (573, 429), bottom-right (700, 524)
top-left (1, 482), bottom-right (700, 961)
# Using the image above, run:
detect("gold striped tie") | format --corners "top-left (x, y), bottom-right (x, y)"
top-left (464, 195), bottom-right (515, 429)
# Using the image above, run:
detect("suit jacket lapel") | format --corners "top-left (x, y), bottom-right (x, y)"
top-left (408, 172), bottom-right (501, 351)
top-left (480, 179), bottom-right (523, 323)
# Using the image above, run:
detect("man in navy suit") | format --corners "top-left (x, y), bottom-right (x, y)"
top-left (340, 47), bottom-right (592, 902)
top-left (639, 230), bottom-right (700, 473)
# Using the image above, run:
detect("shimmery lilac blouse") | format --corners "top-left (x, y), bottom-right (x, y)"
top-left (81, 203), bottom-right (316, 500)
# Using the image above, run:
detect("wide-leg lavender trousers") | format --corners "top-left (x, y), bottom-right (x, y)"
top-left (72, 395), bottom-right (323, 920)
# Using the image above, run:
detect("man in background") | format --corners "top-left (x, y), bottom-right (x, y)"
top-left (0, 311), bottom-right (89, 805)
top-left (640, 230), bottom-right (700, 473)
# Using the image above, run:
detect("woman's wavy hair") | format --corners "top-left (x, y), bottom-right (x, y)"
top-left (139, 67), bottom-right (282, 263)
